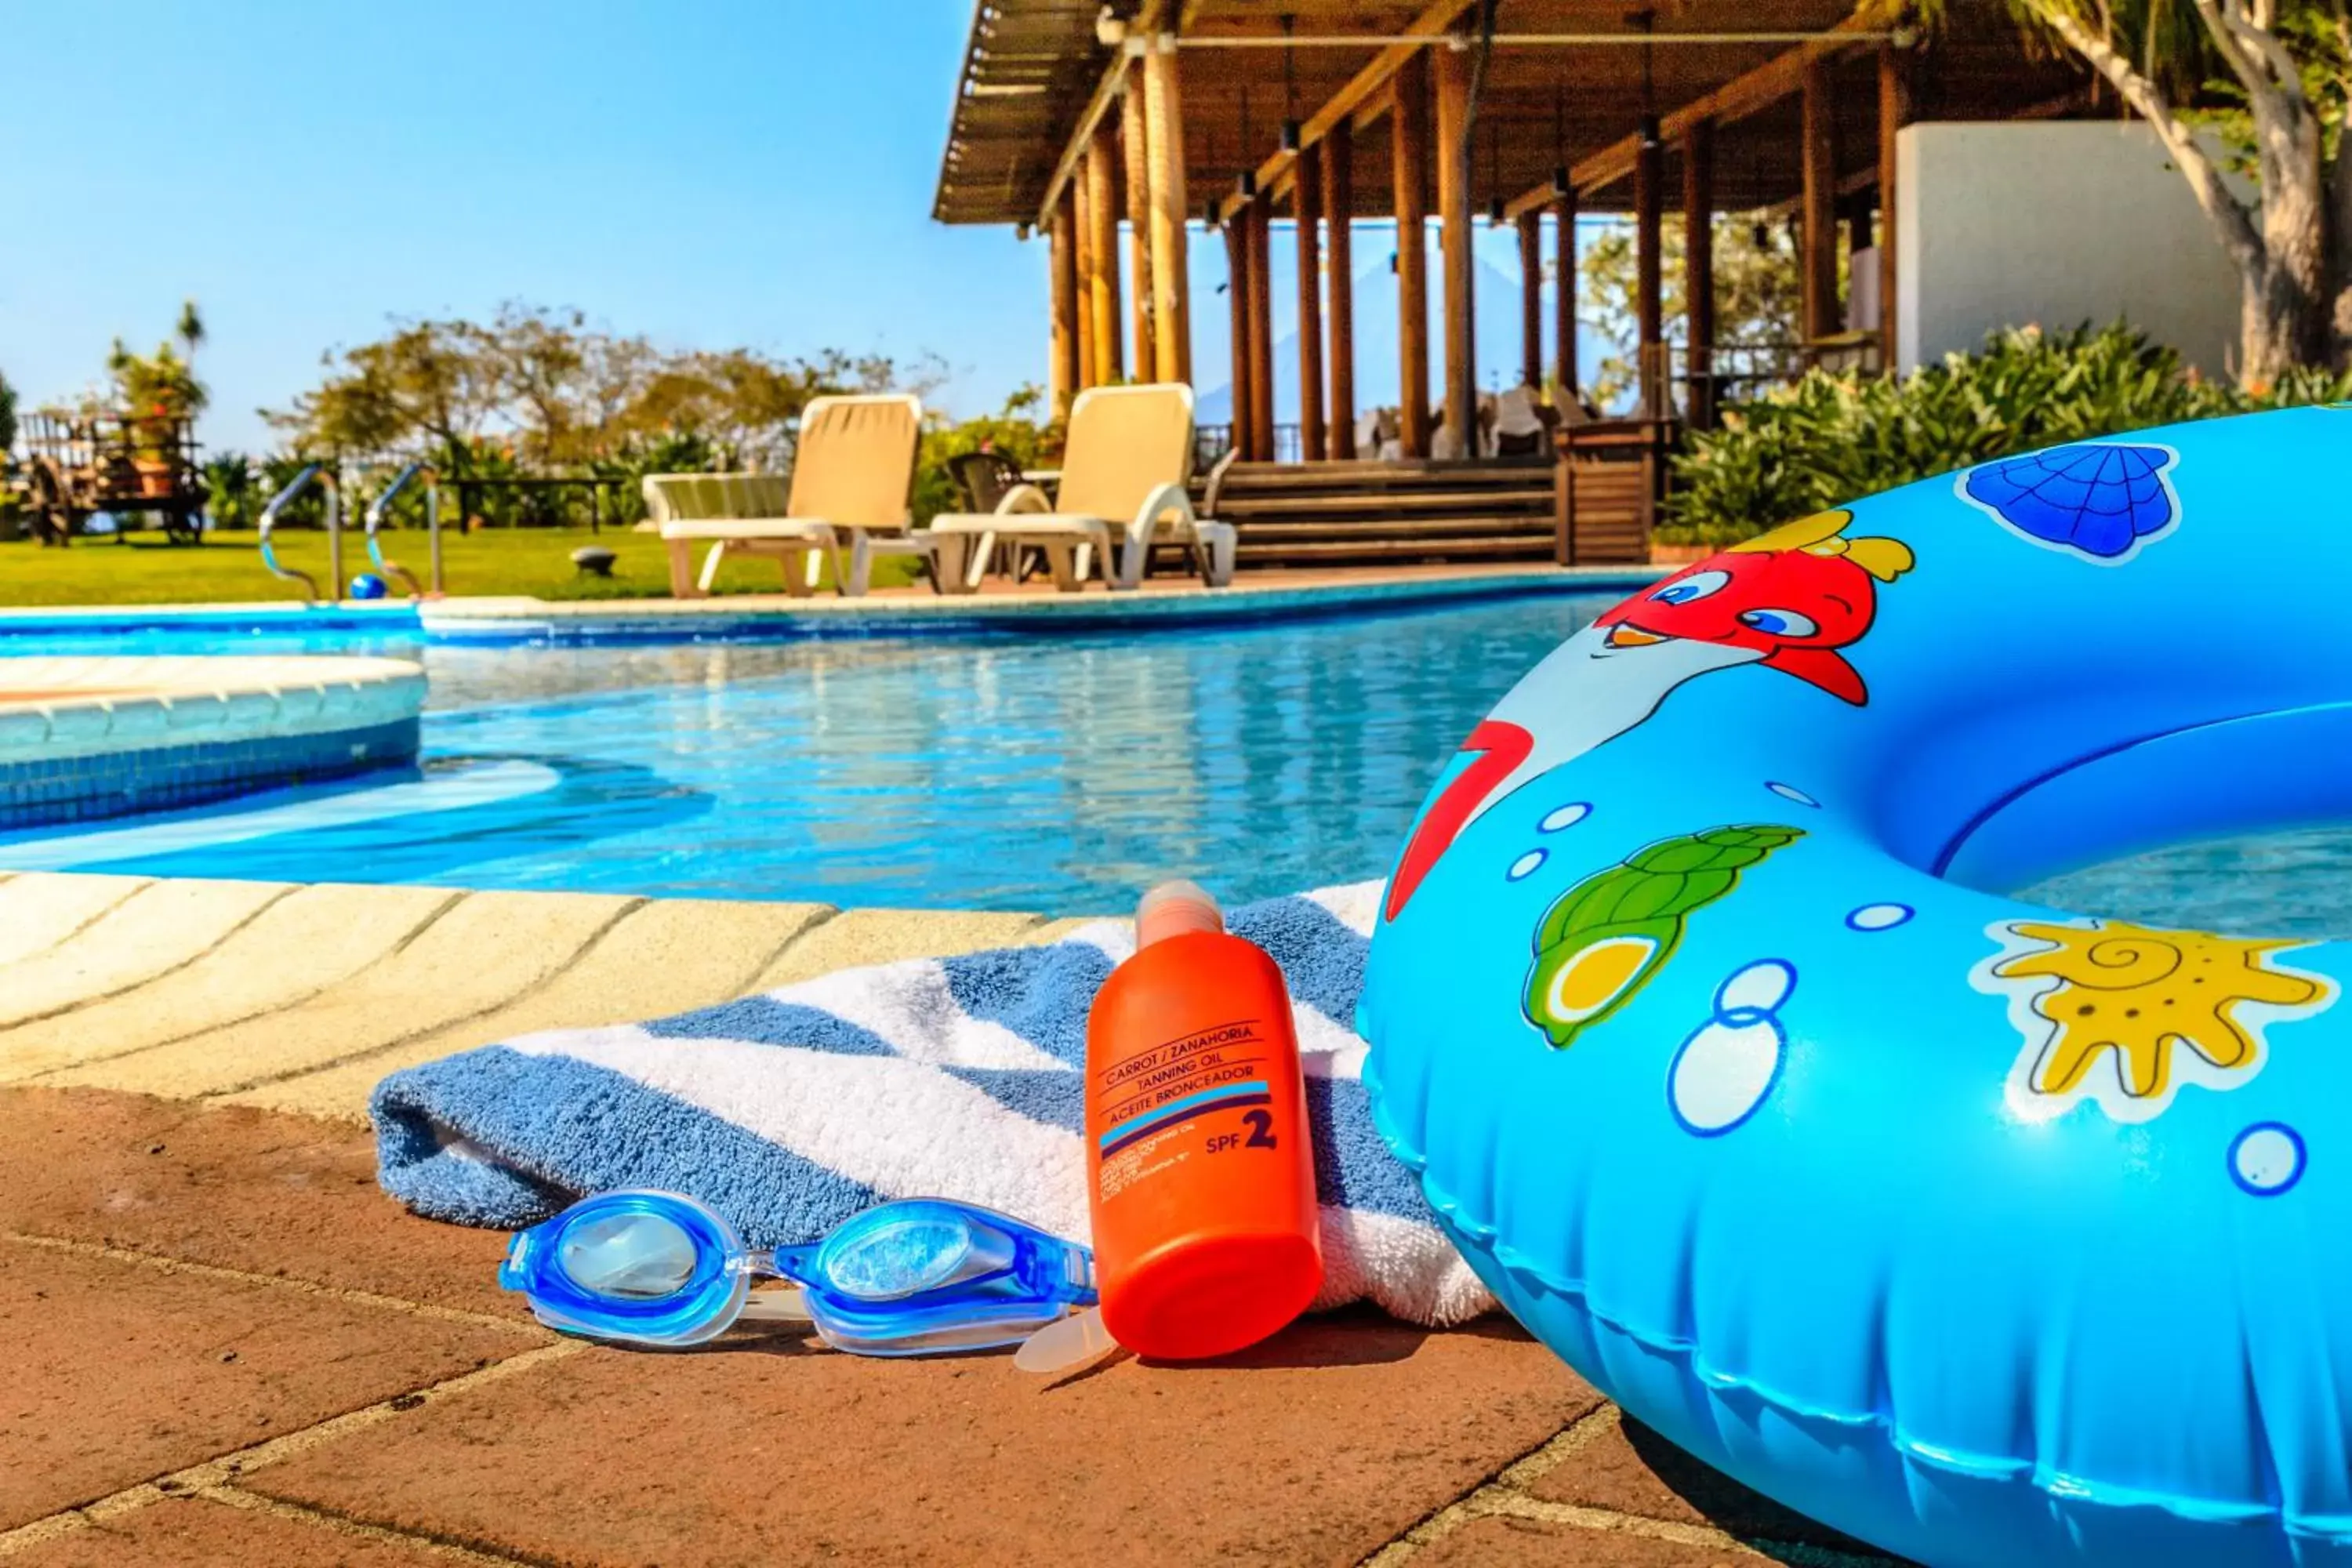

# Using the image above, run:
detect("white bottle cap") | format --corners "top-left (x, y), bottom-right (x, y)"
top-left (1136, 880), bottom-right (1222, 947)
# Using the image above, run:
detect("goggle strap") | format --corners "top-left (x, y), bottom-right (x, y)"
top-left (1011, 1305), bottom-right (1120, 1377)
top-left (736, 1285), bottom-right (814, 1323)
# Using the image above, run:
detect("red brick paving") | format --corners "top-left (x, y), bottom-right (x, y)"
top-left (6, 1495), bottom-right (452, 1567)
top-left (1414, 1516), bottom-right (1770, 1566)
top-left (249, 1309), bottom-right (1601, 1567)
top-left (0, 1086), bottom-right (1900, 1566)
top-left (0, 1243), bottom-right (517, 1530)
top-left (1523, 1412), bottom-right (1891, 1557)
top-left (0, 1087), bottom-right (512, 1316)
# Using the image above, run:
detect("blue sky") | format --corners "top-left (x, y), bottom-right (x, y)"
top-left (1, 2), bottom-right (1589, 452)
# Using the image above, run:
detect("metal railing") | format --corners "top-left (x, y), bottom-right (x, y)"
top-left (257, 464), bottom-right (340, 605)
top-left (363, 463), bottom-right (440, 597)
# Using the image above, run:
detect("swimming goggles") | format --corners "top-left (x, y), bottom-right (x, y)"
top-left (499, 1190), bottom-right (1101, 1359)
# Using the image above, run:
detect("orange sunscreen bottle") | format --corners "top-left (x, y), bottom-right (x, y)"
top-left (1080, 880), bottom-right (1323, 1359)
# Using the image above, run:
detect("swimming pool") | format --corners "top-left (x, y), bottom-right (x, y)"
top-left (5, 593), bottom-right (2352, 926)
top-left (0, 596), bottom-right (1623, 909)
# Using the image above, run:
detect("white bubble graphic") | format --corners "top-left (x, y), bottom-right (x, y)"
top-left (1846, 903), bottom-right (1915, 932)
top-left (1507, 850), bottom-right (1547, 882)
top-left (1538, 802), bottom-right (1592, 833)
top-left (1668, 960), bottom-right (1795, 1136)
top-left (1766, 781), bottom-right (1820, 808)
top-left (2230, 1123), bottom-right (2306, 1196)
top-left (1670, 1017), bottom-right (1785, 1134)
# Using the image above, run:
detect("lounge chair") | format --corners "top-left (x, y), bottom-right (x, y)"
top-left (926, 383), bottom-right (1234, 592)
top-left (644, 393), bottom-right (938, 597)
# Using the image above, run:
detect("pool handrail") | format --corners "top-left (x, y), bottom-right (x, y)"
top-left (364, 463), bottom-right (441, 597)
top-left (258, 464), bottom-right (341, 606)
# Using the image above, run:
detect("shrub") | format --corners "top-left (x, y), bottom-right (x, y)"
top-left (1664, 323), bottom-right (2352, 544)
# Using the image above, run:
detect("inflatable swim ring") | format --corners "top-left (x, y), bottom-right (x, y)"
top-left (1363, 406), bottom-right (2352, 1566)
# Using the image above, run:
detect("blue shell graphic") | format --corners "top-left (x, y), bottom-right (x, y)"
top-left (1960, 441), bottom-right (2179, 561)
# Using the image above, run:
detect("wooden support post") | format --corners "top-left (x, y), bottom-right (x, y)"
top-left (1323, 126), bottom-right (1357, 459)
top-left (1049, 191), bottom-right (1080, 419)
top-left (1225, 217), bottom-right (1254, 458)
top-left (1802, 58), bottom-right (1838, 345)
top-left (1085, 120), bottom-right (1123, 385)
top-left (1295, 148), bottom-right (1327, 463)
top-left (1120, 64), bottom-right (1155, 384)
top-left (1392, 51), bottom-right (1432, 458)
top-left (1073, 167), bottom-right (1098, 388)
top-left (1515, 211), bottom-right (1543, 390)
top-left (1878, 42), bottom-right (1906, 371)
top-left (1634, 126), bottom-right (1664, 419)
top-left (1143, 37), bottom-right (1192, 385)
top-left (1555, 185), bottom-right (1577, 402)
top-left (1682, 118), bottom-right (1716, 429)
top-left (1433, 40), bottom-right (1475, 456)
top-left (1246, 187), bottom-right (1276, 462)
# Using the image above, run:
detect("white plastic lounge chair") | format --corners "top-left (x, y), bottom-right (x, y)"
top-left (644, 393), bottom-right (936, 598)
top-left (925, 383), bottom-right (1235, 592)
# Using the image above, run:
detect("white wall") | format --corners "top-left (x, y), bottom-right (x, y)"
top-left (1896, 122), bottom-right (2242, 376)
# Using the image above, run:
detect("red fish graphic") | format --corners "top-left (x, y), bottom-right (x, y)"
top-left (1385, 510), bottom-right (1913, 922)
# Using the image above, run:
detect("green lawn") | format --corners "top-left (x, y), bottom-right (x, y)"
top-left (0, 524), bottom-right (924, 607)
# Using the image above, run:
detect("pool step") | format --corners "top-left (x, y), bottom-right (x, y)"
top-left (1201, 459), bottom-right (1556, 568)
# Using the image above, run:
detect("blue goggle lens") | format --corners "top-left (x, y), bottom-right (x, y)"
top-left (557, 1211), bottom-right (701, 1301)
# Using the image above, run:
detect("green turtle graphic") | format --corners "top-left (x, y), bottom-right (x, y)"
top-left (1524, 824), bottom-right (1804, 1049)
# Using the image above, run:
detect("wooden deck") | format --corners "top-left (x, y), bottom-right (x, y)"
top-left (1201, 457), bottom-right (1555, 568)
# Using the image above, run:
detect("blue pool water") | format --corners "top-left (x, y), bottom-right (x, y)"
top-left (0, 598), bottom-right (1616, 910)
top-left (8, 597), bottom-right (2352, 926)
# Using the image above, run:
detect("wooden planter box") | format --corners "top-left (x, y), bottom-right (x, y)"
top-left (1552, 418), bottom-right (1678, 566)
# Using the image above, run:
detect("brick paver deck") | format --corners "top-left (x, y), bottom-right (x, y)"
top-left (0, 870), bottom-right (1907, 1566)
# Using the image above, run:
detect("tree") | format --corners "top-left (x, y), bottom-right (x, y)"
top-left (267, 305), bottom-right (946, 481)
top-left (1964, 0), bottom-right (2350, 379)
top-left (1574, 212), bottom-right (1807, 409)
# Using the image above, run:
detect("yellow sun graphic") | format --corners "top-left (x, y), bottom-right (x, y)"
top-left (1974, 918), bottom-right (2335, 1123)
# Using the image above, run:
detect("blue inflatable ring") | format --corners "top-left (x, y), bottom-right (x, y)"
top-left (1363, 407), bottom-right (2352, 1565)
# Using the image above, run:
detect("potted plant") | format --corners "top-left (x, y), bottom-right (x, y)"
top-left (106, 302), bottom-right (207, 498)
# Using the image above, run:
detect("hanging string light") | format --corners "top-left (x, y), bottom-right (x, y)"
top-left (1279, 14), bottom-right (1303, 152)
top-left (1238, 86), bottom-right (1257, 197)
top-left (1552, 83), bottom-right (1568, 198)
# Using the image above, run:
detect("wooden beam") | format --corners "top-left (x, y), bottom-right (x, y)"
top-left (1324, 125), bottom-right (1357, 459)
top-left (1225, 216), bottom-right (1253, 454)
top-left (1143, 38), bottom-right (1192, 384)
top-left (1634, 126), bottom-right (1663, 418)
top-left (1433, 41), bottom-right (1474, 453)
top-left (1294, 147), bottom-right (1327, 463)
top-left (1246, 187), bottom-right (1276, 460)
top-left (1048, 191), bottom-right (1080, 419)
top-left (1120, 62), bottom-right (1156, 381)
top-left (1801, 58), bottom-right (1838, 343)
top-left (1216, 0), bottom-right (1475, 223)
top-left (1878, 42), bottom-right (1907, 371)
top-left (1073, 164), bottom-right (1098, 388)
top-left (1516, 210), bottom-right (1543, 389)
top-left (1393, 50), bottom-right (1432, 458)
top-left (1035, 48), bottom-right (1134, 233)
top-left (1554, 185), bottom-right (1577, 401)
top-left (1501, 12), bottom-right (1880, 220)
top-left (1085, 119), bottom-right (1123, 384)
top-left (1683, 118), bottom-right (1715, 429)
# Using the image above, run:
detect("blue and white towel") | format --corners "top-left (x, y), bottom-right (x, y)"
top-left (372, 881), bottom-right (1495, 1327)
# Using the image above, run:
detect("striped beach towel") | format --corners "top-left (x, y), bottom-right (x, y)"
top-left (372, 881), bottom-right (1494, 1327)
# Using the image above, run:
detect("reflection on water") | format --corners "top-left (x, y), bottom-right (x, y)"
top-left (2023, 829), bottom-right (2352, 942)
top-left (23, 598), bottom-right (1611, 911)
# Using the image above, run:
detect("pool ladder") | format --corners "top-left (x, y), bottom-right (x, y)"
top-left (258, 465), bottom-right (339, 605)
top-left (259, 463), bottom-right (442, 603)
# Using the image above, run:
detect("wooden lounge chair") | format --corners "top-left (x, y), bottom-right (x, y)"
top-left (645, 393), bottom-right (937, 597)
top-left (926, 384), bottom-right (1234, 592)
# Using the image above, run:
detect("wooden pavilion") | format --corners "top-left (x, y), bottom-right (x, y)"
top-left (933, 1), bottom-right (2096, 565)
